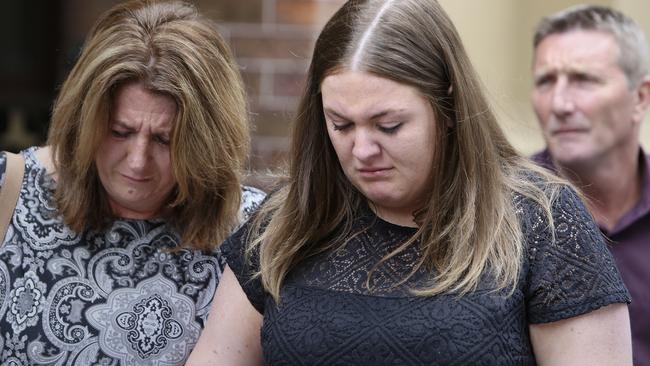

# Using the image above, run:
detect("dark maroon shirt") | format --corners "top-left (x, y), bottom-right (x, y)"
top-left (533, 149), bottom-right (650, 366)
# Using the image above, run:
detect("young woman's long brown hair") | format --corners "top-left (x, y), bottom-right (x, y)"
top-left (250, 0), bottom-right (565, 301)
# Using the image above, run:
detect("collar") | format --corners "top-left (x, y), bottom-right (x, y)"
top-left (531, 148), bottom-right (650, 236)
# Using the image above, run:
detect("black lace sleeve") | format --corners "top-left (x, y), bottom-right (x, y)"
top-left (523, 186), bottom-right (630, 324)
top-left (0, 151), bottom-right (7, 189)
top-left (221, 218), bottom-right (266, 314)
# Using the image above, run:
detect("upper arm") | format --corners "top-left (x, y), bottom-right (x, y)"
top-left (186, 265), bottom-right (263, 366)
top-left (0, 151), bottom-right (8, 188)
top-left (524, 186), bottom-right (630, 323)
top-left (530, 303), bottom-right (632, 366)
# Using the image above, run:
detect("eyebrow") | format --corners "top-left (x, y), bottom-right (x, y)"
top-left (110, 120), bottom-right (135, 130)
top-left (534, 64), bottom-right (600, 77)
top-left (111, 119), bottom-right (172, 133)
top-left (323, 107), bottom-right (406, 121)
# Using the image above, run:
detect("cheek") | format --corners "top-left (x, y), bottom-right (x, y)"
top-left (600, 94), bottom-right (635, 120)
top-left (326, 132), bottom-right (349, 163)
top-left (390, 135), bottom-right (428, 169)
top-left (95, 139), bottom-right (118, 170)
top-left (574, 95), bottom-right (600, 117)
top-left (532, 93), bottom-right (551, 119)
top-left (156, 150), bottom-right (174, 182)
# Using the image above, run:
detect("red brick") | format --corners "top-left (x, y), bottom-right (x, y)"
top-left (314, 2), bottom-right (347, 26)
top-left (231, 36), bottom-right (313, 59)
top-left (240, 70), bottom-right (262, 98)
top-left (273, 72), bottom-right (307, 98)
top-left (276, 0), bottom-right (319, 25)
top-left (250, 110), bottom-right (293, 137)
top-left (197, 0), bottom-right (263, 23)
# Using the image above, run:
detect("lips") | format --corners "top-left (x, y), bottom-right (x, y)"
top-left (551, 128), bottom-right (588, 135)
top-left (357, 167), bottom-right (392, 178)
top-left (548, 122), bottom-right (590, 138)
top-left (121, 173), bottom-right (151, 183)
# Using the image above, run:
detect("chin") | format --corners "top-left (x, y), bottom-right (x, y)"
top-left (364, 192), bottom-right (398, 207)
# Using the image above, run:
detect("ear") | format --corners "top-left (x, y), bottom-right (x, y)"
top-left (632, 75), bottom-right (650, 124)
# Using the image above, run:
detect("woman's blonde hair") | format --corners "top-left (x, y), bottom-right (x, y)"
top-left (48, 0), bottom-right (249, 251)
top-left (250, 0), bottom-right (566, 301)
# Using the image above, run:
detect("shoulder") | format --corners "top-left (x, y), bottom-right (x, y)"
top-left (0, 147), bottom-right (39, 188)
top-left (238, 186), bottom-right (266, 223)
top-left (515, 182), bottom-right (591, 241)
top-left (520, 185), bottom-right (630, 322)
top-left (511, 171), bottom-right (601, 260)
top-left (529, 149), bottom-right (557, 173)
top-left (0, 151), bottom-right (6, 187)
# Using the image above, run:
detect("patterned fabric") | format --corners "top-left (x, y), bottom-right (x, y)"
top-left (0, 147), bottom-right (265, 366)
top-left (533, 148), bottom-right (650, 366)
top-left (225, 186), bottom-right (630, 365)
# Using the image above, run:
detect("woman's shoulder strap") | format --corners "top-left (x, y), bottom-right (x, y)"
top-left (0, 151), bottom-right (25, 244)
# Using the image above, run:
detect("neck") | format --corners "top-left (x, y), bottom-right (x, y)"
top-left (370, 203), bottom-right (418, 228)
top-left (556, 149), bottom-right (641, 231)
top-left (108, 200), bottom-right (162, 220)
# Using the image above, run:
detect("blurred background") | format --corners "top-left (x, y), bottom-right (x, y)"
top-left (1, 0), bottom-right (649, 175)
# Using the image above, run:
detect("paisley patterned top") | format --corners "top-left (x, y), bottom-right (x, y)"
top-left (0, 147), bottom-right (265, 366)
top-left (225, 186), bottom-right (630, 365)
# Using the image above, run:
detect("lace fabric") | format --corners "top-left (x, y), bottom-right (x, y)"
top-left (225, 185), bottom-right (630, 365)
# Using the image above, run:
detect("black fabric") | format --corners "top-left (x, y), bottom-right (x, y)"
top-left (224, 186), bottom-right (630, 365)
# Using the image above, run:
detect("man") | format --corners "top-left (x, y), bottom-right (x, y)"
top-left (531, 5), bottom-right (650, 364)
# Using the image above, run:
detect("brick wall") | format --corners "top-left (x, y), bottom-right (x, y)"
top-left (1, 0), bottom-right (346, 183)
top-left (198, 0), bottom-right (345, 177)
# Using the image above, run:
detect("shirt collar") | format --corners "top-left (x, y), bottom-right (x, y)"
top-left (531, 148), bottom-right (650, 235)
top-left (611, 148), bottom-right (650, 235)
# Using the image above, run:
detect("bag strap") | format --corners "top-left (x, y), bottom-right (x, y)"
top-left (0, 152), bottom-right (25, 244)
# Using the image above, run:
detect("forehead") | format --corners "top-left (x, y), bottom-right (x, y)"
top-left (533, 30), bottom-right (622, 73)
top-left (321, 71), bottom-right (426, 114)
top-left (110, 81), bottom-right (177, 128)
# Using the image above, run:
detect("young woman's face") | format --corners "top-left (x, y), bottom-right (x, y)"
top-left (95, 81), bottom-right (177, 219)
top-left (322, 71), bottom-right (437, 226)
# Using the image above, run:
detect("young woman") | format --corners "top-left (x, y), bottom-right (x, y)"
top-left (189, 0), bottom-right (631, 364)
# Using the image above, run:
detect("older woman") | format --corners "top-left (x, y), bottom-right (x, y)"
top-left (0, 1), bottom-right (263, 365)
top-left (188, 0), bottom-right (631, 365)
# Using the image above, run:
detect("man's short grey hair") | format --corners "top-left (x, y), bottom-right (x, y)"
top-left (534, 5), bottom-right (649, 86)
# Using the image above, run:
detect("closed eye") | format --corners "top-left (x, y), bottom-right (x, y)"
top-left (378, 123), bottom-right (402, 134)
top-left (571, 72), bottom-right (600, 84)
top-left (110, 129), bottom-right (130, 138)
top-left (332, 122), bottom-right (352, 131)
top-left (535, 74), bottom-right (555, 88)
top-left (153, 135), bottom-right (170, 146)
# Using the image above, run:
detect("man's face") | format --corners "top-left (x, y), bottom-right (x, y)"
top-left (531, 30), bottom-right (643, 169)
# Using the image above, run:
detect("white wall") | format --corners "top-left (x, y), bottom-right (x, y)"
top-left (438, 0), bottom-right (650, 155)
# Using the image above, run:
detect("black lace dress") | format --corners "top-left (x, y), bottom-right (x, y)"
top-left (224, 186), bottom-right (630, 365)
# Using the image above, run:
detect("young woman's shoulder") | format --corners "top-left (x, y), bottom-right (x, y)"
top-left (513, 171), bottom-right (630, 324)
top-left (238, 185), bottom-right (267, 224)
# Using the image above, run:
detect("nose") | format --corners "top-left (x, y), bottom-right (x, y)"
top-left (550, 78), bottom-right (575, 117)
top-left (127, 135), bottom-right (150, 172)
top-left (352, 129), bottom-right (380, 161)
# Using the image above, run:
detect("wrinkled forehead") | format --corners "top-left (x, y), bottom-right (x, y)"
top-left (533, 30), bottom-right (622, 72)
top-left (109, 81), bottom-right (177, 130)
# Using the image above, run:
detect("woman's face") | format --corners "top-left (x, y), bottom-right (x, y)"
top-left (322, 71), bottom-right (437, 227)
top-left (95, 81), bottom-right (177, 219)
